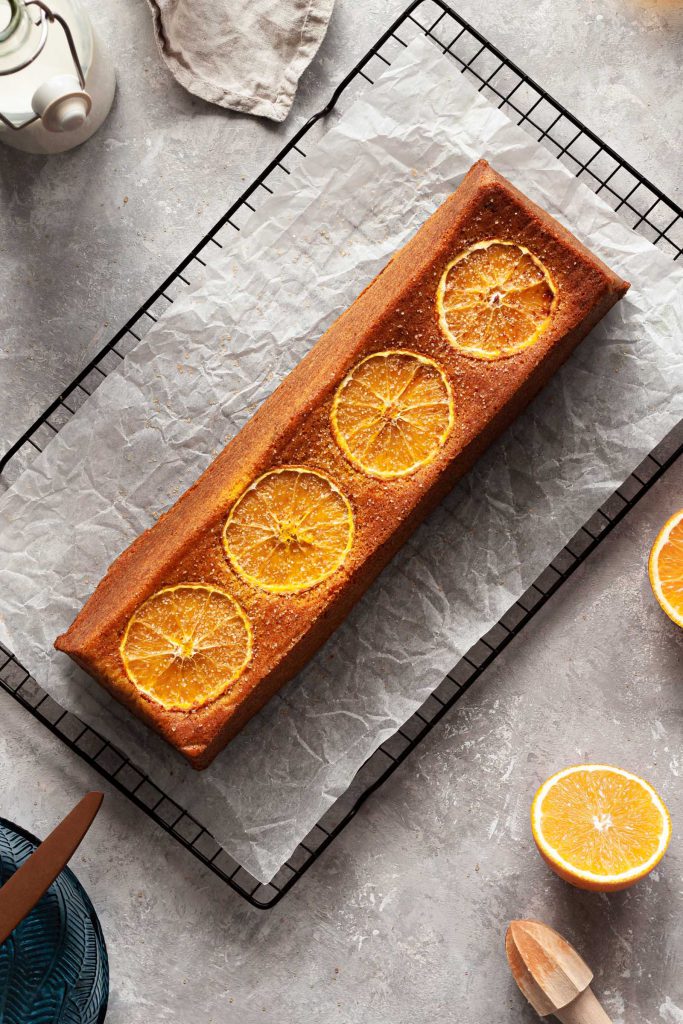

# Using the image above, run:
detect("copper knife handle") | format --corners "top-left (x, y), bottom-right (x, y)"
top-left (0, 791), bottom-right (103, 946)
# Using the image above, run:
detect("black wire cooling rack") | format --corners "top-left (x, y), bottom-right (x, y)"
top-left (1, 0), bottom-right (682, 908)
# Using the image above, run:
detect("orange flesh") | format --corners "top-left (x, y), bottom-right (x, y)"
top-left (223, 467), bottom-right (354, 593)
top-left (651, 513), bottom-right (683, 624)
top-left (120, 585), bottom-right (252, 711)
top-left (331, 350), bottom-right (454, 479)
top-left (537, 769), bottom-right (667, 876)
top-left (438, 241), bottom-right (556, 360)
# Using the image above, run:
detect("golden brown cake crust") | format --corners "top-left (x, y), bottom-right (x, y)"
top-left (55, 160), bottom-right (629, 768)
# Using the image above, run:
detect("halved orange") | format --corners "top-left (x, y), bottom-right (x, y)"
top-left (648, 508), bottom-right (683, 628)
top-left (330, 350), bottom-right (454, 479)
top-left (120, 584), bottom-right (252, 711)
top-left (437, 239), bottom-right (557, 360)
top-left (223, 467), bottom-right (354, 593)
top-left (531, 764), bottom-right (671, 892)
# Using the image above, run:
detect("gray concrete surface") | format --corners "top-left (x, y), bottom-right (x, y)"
top-left (1, 0), bottom-right (682, 1021)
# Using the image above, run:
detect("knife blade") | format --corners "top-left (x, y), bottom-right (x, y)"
top-left (0, 791), bottom-right (103, 946)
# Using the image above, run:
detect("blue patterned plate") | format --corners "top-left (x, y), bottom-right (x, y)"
top-left (0, 817), bottom-right (108, 1024)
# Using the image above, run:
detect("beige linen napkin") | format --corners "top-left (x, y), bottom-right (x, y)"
top-left (147, 0), bottom-right (336, 121)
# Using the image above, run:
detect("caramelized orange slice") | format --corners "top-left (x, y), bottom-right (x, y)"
top-left (437, 240), bottom-right (557, 360)
top-left (223, 467), bottom-right (354, 593)
top-left (330, 350), bottom-right (454, 479)
top-left (120, 584), bottom-right (252, 711)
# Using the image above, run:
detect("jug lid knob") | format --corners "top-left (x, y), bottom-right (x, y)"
top-left (32, 74), bottom-right (92, 132)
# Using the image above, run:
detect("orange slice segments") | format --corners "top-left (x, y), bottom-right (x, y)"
top-left (531, 764), bottom-right (671, 891)
top-left (649, 508), bottom-right (683, 628)
top-left (120, 584), bottom-right (252, 711)
top-left (437, 240), bottom-right (557, 360)
top-left (330, 350), bottom-right (454, 479)
top-left (223, 467), bottom-right (354, 594)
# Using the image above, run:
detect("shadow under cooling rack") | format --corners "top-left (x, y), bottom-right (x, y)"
top-left (1, 0), bottom-right (682, 906)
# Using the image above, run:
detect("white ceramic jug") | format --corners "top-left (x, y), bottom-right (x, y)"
top-left (0, 0), bottom-right (115, 153)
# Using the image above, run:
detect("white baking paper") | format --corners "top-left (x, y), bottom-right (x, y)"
top-left (1, 35), bottom-right (682, 883)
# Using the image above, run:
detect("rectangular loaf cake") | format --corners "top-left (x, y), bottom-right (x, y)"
top-left (56, 160), bottom-right (629, 768)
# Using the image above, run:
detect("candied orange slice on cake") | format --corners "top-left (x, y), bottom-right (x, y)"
top-left (223, 467), bottom-right (354, 594)
top-left (648, 508), bottom-right (683, 628)
top-left (330, 350), bottom-right (454, 479)
top-left (437, 240), bottom-right (557, 360)
top-left (120, 584), bottom-right (252, 711)
top-left (531, 764), bottom-right (671, 891)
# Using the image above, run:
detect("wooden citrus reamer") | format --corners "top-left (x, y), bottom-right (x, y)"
top-left (506, 920), bottom-right (613, 1023)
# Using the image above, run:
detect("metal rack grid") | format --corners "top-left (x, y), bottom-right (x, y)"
top-left (1, 0), bottom-right (681, 907)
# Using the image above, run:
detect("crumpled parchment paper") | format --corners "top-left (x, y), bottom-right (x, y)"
top-left (1, 36), bottom-right (682, 883)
